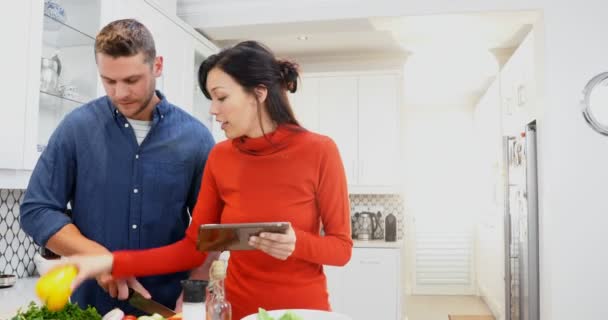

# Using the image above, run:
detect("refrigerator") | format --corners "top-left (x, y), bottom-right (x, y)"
top-left (503, 121), bottom-right (540, 320)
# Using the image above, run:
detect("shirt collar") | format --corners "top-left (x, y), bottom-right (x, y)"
top-left (232, 124), bottom-right (304, 155)
top-left (108, 90), bottom-right (170, 120)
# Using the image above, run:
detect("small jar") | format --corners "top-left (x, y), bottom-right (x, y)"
top-left (181, 279), bottom-right (208, 320)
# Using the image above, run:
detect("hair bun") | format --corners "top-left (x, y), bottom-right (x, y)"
top-left (278, 60), bottom-right (299, 93)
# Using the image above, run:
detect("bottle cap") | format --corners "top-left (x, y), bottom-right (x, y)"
top-left (181, 279), bottom-right (207, 303)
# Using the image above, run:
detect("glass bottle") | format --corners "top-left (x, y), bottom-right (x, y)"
top-left (206, 260), bottom-right (232, 320)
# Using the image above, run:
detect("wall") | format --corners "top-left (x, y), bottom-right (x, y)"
top-left (402, 105), bottom-right (479, 295)
top-left (0, 189), bottom-right (38, 278)
top-left (472, 78), bottom-right (505, 319)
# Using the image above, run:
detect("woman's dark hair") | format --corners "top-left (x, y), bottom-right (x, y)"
top-left (198, 41), bottom-right (300, 127)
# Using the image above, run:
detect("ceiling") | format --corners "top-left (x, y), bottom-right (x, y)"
top-left (176, 1), bottom-right (539, 107)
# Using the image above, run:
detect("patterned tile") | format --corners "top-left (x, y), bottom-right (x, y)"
top-left (349, 194), bottom-right (405, 240)
top-left (0, 189), bottom-right (38, 278)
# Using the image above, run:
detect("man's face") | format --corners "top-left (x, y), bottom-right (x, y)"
top-left (97, 52), bottom-right (162, 120)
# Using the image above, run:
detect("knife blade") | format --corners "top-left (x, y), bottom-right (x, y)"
top-left (128, 289), bottom-right (177, 318)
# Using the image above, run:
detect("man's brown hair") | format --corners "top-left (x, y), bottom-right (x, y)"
top-left (95, 19), bottom-right (156, 64)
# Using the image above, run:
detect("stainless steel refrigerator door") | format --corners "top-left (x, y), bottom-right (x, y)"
top-left (521, 122), bottom-right (540, 320)
top-left (504, 121), bottom-right (540, 320)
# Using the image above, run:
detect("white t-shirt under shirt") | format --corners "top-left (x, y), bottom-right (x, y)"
top-left (126, 118), bottom-right (152, 145)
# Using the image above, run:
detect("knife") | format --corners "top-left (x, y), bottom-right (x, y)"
top-left (128, 288), bottom-right (177, 318)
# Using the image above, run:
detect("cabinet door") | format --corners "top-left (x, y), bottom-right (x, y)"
top-left (23, 0), bottom-right (100, 170)
top-left (519, 32), bottom-right (536, 123)
top-left (342, 248), bottom-right (400, 320)
top-left (318, 77), bottom-right (358, 185)
top-left (0, 0), bottom-right (32, 169)
top-left (290, 76), bottom-right (320, 133)
top-left (357, 75), bottom-right (401, 186)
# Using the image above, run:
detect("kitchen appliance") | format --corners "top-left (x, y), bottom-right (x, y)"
top-left (354, 212), bottom-right (378, 241)
top-left (385, 213), bottom-right (397, 242)
top-left (373, 211), bottom-right (385, 240)
top-left (40, 53), bottom-right (62, 94)
top-left (504, 121), bottom-right (540, 320)
top-left (128, 289), bottom-right (176, 317)
top-left (0, 274), bottom-right (16, 288)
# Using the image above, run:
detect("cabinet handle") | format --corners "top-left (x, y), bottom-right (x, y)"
top-left (517, 84), bottom-right (527, 107)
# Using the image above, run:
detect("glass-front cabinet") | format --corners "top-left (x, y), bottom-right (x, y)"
top-left (38, 0), bottom-right (100, 152)
top-left (24, 0), bottom-right (101, 169)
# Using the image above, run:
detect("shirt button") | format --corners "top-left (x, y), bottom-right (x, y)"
top-left (133, 188), bottom-right (139, 194)
top-left (124, 123), bottom-right (129, 128)
top-left (160, 115), bottom-right (164, 119)
top-left (132, 224), bottom-right (138, 229)
top-left (135, 154), bottom-right (139, 159)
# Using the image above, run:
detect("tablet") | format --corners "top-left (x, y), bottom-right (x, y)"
top-left (196, 222), bottom-right (290, 252)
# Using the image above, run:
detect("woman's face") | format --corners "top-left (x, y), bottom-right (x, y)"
top-left (207, 67), bottom-right (261, 139)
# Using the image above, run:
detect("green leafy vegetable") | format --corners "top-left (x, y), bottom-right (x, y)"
top-left (257, 308), bottom-right (303, 320)
top-left (257, 308), bottom-right (273, 320)
top-left (11, 301), bottom-right (102, 320)
top-left (278, 311), bottom-right (304, 320)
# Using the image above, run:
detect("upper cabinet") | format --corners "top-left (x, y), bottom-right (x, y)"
top-left (23, 0), bottom-right (101, 170)
top-left (291, 72), bottom-right (403, 194)
top-left (0, 1), bottom-right (36, 171)
top-left (1, 0), bottom-right (218, 188)
top-left (500, 31), bottom-right (536, 136)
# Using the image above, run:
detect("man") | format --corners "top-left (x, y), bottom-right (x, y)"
top-left (20, 19), bottom-right (215, 315)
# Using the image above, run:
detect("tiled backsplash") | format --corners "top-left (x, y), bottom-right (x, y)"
top-left (349, 194), bottom-right (404, 240)
top-left (0, 189), bottom-right (38, 278)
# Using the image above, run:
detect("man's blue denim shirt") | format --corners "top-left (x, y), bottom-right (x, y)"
top-left (20, 91), bottom-right (215, 315)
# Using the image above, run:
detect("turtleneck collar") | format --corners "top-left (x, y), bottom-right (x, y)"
top-left (232, 124), bottom-right (305, 155)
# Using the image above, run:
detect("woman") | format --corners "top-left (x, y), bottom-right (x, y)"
top-left (68, 41), bottom-right (352, 319)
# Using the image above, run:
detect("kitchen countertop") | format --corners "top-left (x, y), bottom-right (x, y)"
top-left (0, 277), bottom-right (39, 320)
top-left (353, 239), bottom-right (403, 248)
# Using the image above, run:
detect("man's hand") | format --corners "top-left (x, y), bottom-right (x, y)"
top-left (97, 275), bottom-right (151, 300)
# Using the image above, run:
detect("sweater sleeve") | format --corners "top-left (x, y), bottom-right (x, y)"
top-left (113, 148), bottom-right (224, 278)
top-left (291, 137), bottom-right (353, 266)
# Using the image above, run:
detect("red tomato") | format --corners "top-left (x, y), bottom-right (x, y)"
top-left (123, 316), bottom-right (137, 320)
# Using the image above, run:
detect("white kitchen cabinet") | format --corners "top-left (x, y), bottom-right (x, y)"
top-left (291, 72), bottom-right (402, 193)
top-left (190, 41), bottom-right (225, 143)
top-left (500, 30), bottom-right (536, 136)
top-left (0, 0), bottom-right (33, 170)
top-left (290, 77), bottom-right (321, 133)
top-left (318, 77), bottom-right (359, 185)
top-left (358, 75), bottom-right (400, 186)
top-left (325, 247), bottom-right (403, 320)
